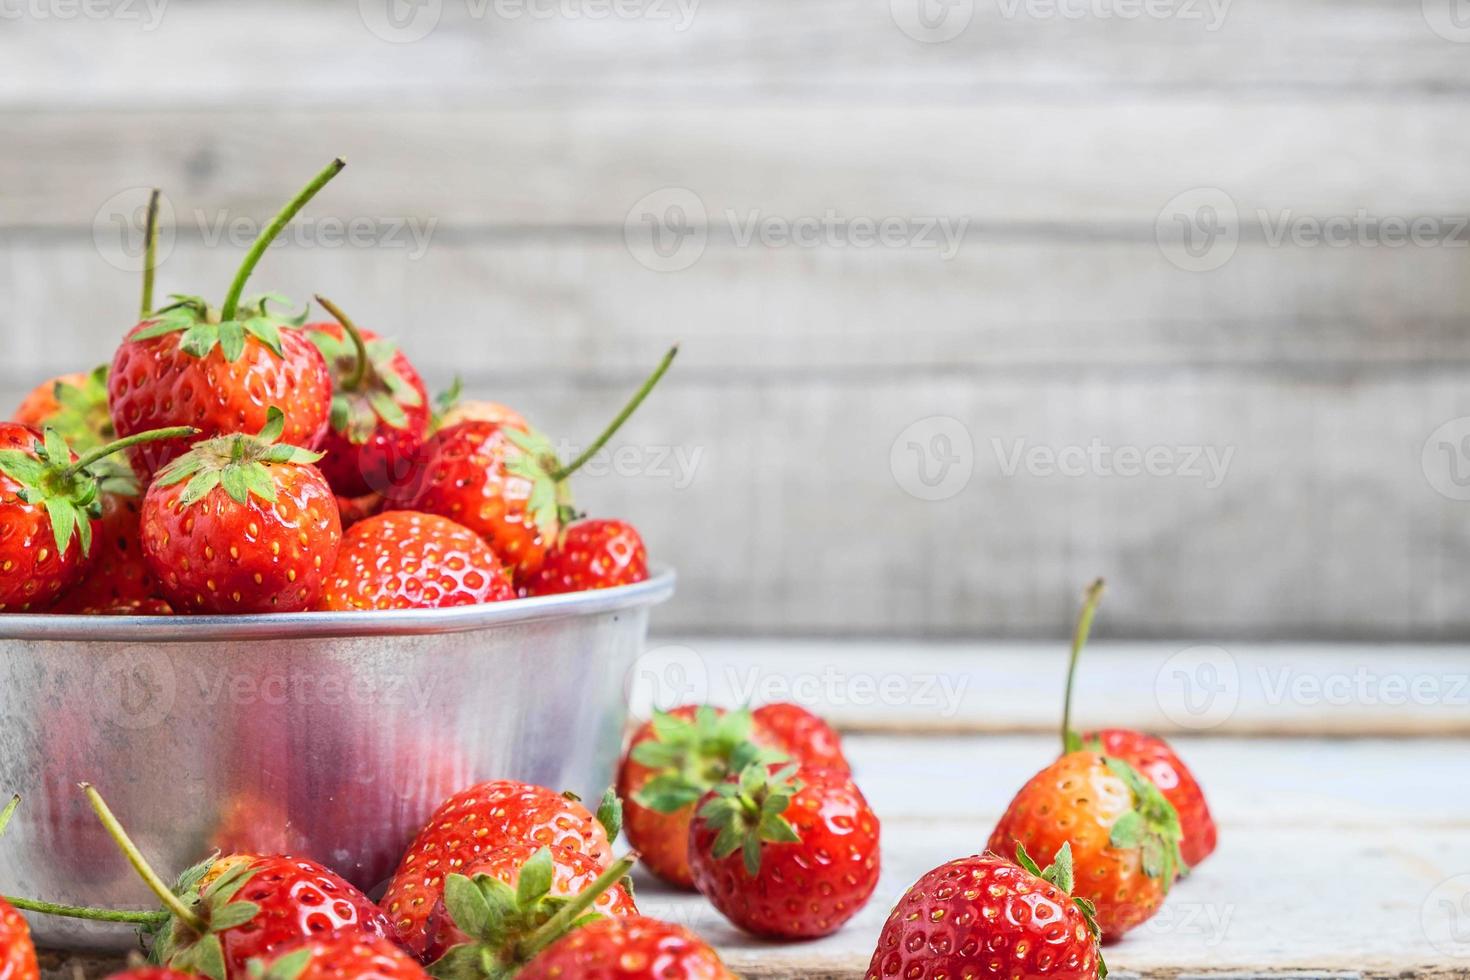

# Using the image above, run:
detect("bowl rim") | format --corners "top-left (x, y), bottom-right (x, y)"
top-left (0, 566), bottom-right (676, 642)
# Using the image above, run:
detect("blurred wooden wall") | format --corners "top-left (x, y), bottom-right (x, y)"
top-left (3, 0), bottom-right (1470, 638)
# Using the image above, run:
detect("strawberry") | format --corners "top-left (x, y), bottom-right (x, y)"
top-left (305, 296), bottom-right (430, 499)
top-left (140, 407), bottom-right (341, 613)
top-left (522, 519), bottom-right (648, 596)
top-left (249, 933), bottom-right (428, 980)
top-left (751, 702), bottom-right (850, 774)
top-left (1058, 580), bottom-right (1217, 869)
top-left (49, 490), bottom-right (162, 614)
top-left (315, 511), bottom-right (514, 611)
top-left (688, 762), bottom-right (881, 939)
top-left (382, 782), bottom-right (620, 958)
top-left (517, 916), bottom-right (733, 980)
top-left (423, 845), bottom-right (638, 974)
top-left (0, 421), bottom-right (194, 611)
top-left (388, 347), bottom-right (676, 580)
top-left (617, 707), bottom-right (772, 890)
top-left (12, 367), bottom-right (114, 452)
top-left (335, 492), bottom-right (383, 529)
top-left (866, 845), bottom-right (1104, 980)
top-left (437, 397), bottom-right (529, 435)
top-left (102, 969), bottom-right (198, 980)
top-left (108, 162), bottom-right (345, 479)
top-left (0, 797), bottom-right (39, 980)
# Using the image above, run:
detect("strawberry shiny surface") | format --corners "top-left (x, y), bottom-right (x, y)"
top-left (752, 702), bottom-right (850, 773)
top-left (0, 422), bottom-right (90, 611)
top-left (255, 932), bottom-right (427, 980)
top-left (0, 897), bottom-right (39, 980)
top-left (518, 916), bottom-right (733, 980)
top-left (523, 519), bottom-right (648, 596)
top-left (50, 493), bottom-right (160, 614)
top-left (316, 510), bottom-right (514, 610)
top-left (1085, 728), bottom-right (1217, 868)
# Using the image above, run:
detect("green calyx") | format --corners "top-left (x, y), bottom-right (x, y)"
top-left (249, 946), bottom-right (315, 980)
top-left (696, 761), bottom-right (803, 878)
top-left (630, 707), bottom-right (778, 816)
top-left (41, 366), bottom-right (138, 498)
top-left (1104, 756), bottom-right (1185, 890)
top-left (0, 424), bottom-right (197, 556)
top-left (1061, 578), bottom-right (1106, 754)
top-left (429, 848), bottom-right (637, 980)
top-left (130, 293), bottom-right (308, 363)
top-left (1014, 843), bottom-right (1107, 980)
top-left (308, 295), bottom-right (424, 444)
top-left (154, 407), bottom-right (323, 509)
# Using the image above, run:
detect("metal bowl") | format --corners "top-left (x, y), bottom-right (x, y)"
top-left (0, 569), bottom-right (674, 951)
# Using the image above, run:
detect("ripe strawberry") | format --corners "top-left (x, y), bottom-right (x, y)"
top-left (1058, 580), bottom-right (1217, 869)
top-left (0, 797), bottom-right (39, 980)
top-left (335, 492), bottom-right (382, 529)
top-left (12, 367), bottom-right (114, 451)
top-left (388, 347), bottom-right (676, 580)
top-left (108, 161), bottom-right (345, 478)
top-left (751, 702), bottom-right (850, 774)
top-left (423, 846), bottom-right (638, 973)
top-left (866, 845), bottom-right (1104, 980)
top-left (315, 511), bottom-right (514, 611)
top-left (518, 916), bottom-right (733, 980)
top-left (523, 519), bottom-right (649, 596)
top-left (617, 706), bottom-right (772, 890)
top-left (305, 296), bottom-right (430, 499)
top-left (0, 422), bottom-right (194, 611)
top-left (140, 408), bottom-right (341, 613)
top-left (382, 782), bottom-right (620, 958)
top-left (103, 969), bottom-right (198, 980)
top-left (688, 762), bottom-right (881, 939)
top-left (49, 490), bottom-right (162, 614)
top-left (437, 397), bottom-right (529, 435)
top-left (249, 933), bottom-right (427, 980)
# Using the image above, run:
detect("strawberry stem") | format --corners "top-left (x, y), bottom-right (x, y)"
top-left (62, 426), bottom-right (200, 479)
top-left (0, 794), bottom-right (17, 837)
top-left (2, 895), bottom-right (168, 925)
top-left (1061, 578), bottom-right (1106, 752)
top-left (314, 295), bottom-right (369, 391)
top-left (550, 346), bottom-right (678, 483)
top-left (517, 853), bottom-right (637, 959)
top-left (81, 783), bottom-right (207, 934)
top-left (141, 188), bottom-right (161, 318)
top-left (220, 158), bottom-right (346, 322)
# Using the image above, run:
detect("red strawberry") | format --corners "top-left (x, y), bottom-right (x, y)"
top-left (0, 797), bottom-right (39, 980)
top-left (49, 490), bottom-right (162, 614)
top-left (335, 492), bottom-right (383, 529)
top-left (249, 933), bottom-right (427, 980)
top-left (103, 969), bottom-right (198, 980)
top-left (108, 161), bottom-right (345, 479)
top-left (518, 916), bottom-right (733, 980)
top-left (388, 347), bottom-right (676, 580)
top-left (305, 296), bottom-right (430, 499)
top-left (423, 845), bottom-right (638, 972)
top-left (437, 399), bottom-right (529, 435)
top-left (523, 519), bottom-right (649, 596)
top-left (12, 367), bottom-right (114, 451)
top-left (382, 781), bottom-right (619, 958)
top-left (1058, 580), bottom-right (1217, 869)
top-left (688, 762), bottom-right (881, 940)
top-left (866, 846), bottom-right (1104, 980)
top-left (0, 422), bottom-right (194, 611)
top-left (617, 707), bottom-right (771, 890)
top-left (751, 703), bottom-right (850, 774)
top-left (140, 408), bottom-right (341, 613)
top-left (315, 511), bottom-right (514, 611)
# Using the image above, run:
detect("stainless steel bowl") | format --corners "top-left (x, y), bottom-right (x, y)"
top-left (0, 569), bottom-right (674, 951)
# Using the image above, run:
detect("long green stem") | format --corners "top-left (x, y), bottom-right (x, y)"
top-left (518, 854), bottom-right (637, 959)
top-left (220, 158), bottom-right (346, 321)
top-left (4, 896), bottom-right (167, 925)
top-left (141, 188), bottom-right (161, 318)
top-left (81, 783), bottom-right (205, 934)
top-left (550, 346), bottom-right (678, 482)
top-left (314, 295), bottom-right (369, 390)
top-left (1061, 578), bottom-right (1106, 751)
top-left (63, 426), bottom-right (199, 478)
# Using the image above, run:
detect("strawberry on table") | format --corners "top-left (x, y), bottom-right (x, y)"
top-left (517, 915), bottom-right (733, 980)
top-left (522, 519), bottom-right (649, 596)
top-left (0, 797), bottom-right (39, 980)
top-left (382, 781), bottom-right (620, 958)
top-left (751, 702), bottom-right (850, 774)
top-left (248, 933), bottom-right (428, 980)
top-left (866, 845), bottom-right (1105, 980)
top-left (108, 161), bottom-right (345, 478)
top-left (305, 296), bottom-right (430, 500)
top-left (688, 762), bottom-right (881, 940)
top-left (315, 511), bottom-right (514, 611)
top-left (140, 407), bottom-right (342, 613)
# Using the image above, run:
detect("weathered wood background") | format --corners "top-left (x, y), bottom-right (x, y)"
top-left (3, 0), bottom-right (1470, 638)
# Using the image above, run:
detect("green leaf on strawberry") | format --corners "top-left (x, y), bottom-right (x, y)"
top-left (308, 296), bottom-right (426, 444)
top-left (131, 293), bottom-right (306, 362)
top-left (1103, 755), bottom-right (1185, 887)
top-left (1014, 842), bottom-right (1107, 978)
top-left (696, 761), bottom-right (804, 877)
top-left (630, 707), bottom-right (782, 815)
top-left (155, 407), bottom-right (323, 508)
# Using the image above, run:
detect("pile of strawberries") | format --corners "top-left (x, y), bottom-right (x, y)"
top-left (0, 161), bottom-right (669, 617)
